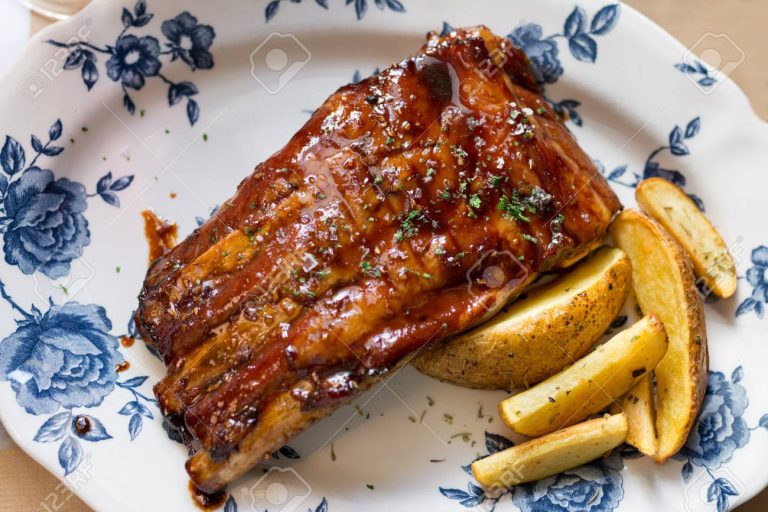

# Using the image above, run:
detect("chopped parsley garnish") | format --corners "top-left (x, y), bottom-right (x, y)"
top-left (522, 233), bottom-right (538, 244)
top-left (497, 191), bottom-right (530, 222)
top-left (374, 175), bottom-right (383, 185)
top-left (489, 175), bottom-right (503, 188)
top-left (468, 194), bottom-right (482, 209)
top-left (439, 188), bottom-right (452, 200)
top-left (552, 213), bottom-right (566, 232)
top-left (317, 268), bottom-right (331, 279)
top-left (426, 167), bottom-right (436, 178)
top-left (396, 209), bottom-right (423, 240)
top-left (434, 246), bottom-right (446, 256)
top-left (360, 261), bottom-right (382, 278)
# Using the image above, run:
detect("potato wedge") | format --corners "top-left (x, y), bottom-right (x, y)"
top-left (498, 315), bottom-right (667, 437)
top-left (472, 413), bottom-right (628, 487)
top-left (636, 177), bottom-right (736, 298)
top-left (611, 374), bottom-right (656, 456)
top-left (413, 247), bottom-right (631, 390)
top-left (610, 209), bottom-right (708, 462)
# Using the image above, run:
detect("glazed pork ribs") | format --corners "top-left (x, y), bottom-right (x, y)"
top-left (134, 26), bottom-right (621, 492)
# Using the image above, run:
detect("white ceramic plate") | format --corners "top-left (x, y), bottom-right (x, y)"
top-left (1, 1), bottom-right (767, 511)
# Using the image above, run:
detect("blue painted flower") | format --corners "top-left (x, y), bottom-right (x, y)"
top-left (105, 34), bottom-right (161, 89)
top-left (2, 167), bottom-right (89, 278)
top-left (508, 24), bottom-right (563, 85)
top-left (677, 371), bottom-right (749, 468)
top-left (0, 302), bottom-right (122, 415)
top-left (511, 452), bottom-right (624, 512)
top-left (737, 246), bottom-right (768, 318)
top-left (161, 12), bottom-right (215, 70)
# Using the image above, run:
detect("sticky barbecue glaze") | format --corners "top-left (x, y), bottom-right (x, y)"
top-left (134, 26), bottom-right (621, 492)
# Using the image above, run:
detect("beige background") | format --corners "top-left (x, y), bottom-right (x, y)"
top-left (2, 1), bottom-right (766, 510)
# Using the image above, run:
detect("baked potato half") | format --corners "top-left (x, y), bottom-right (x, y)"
top-left (472, 413), bottom-right (628, 487)
top-left (636, 178), bottom-right (737, 298)
top-left (498, 315), bottom-right (668, 437)
top-left (413, 247), bottom-right (631, 390)
top-left (610, 209), bottom-right (708, 462)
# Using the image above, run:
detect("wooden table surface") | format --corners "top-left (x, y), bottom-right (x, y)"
top-left (3, 1), bottom-right (766, 510)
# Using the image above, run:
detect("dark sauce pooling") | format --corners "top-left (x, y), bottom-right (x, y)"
top-left (73, 415), bottom-right (91, 436)
top-left (120, 335), bottom-right (135, 348)
top-left (141, 209), bottom-right (178, 263)
top-left (188, 481), bottom-right (227, 510)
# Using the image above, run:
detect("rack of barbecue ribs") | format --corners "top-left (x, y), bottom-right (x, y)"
top-left (134, 26), bottom-right (621, 492)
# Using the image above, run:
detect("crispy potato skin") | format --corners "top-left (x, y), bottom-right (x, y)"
top-left (472, 413), bottom-right (628, 487)
top-left (413, 247), bottom-right (631, 390)
top-left (611, 374), bottom-right (656, 457)
top-left (610, 209), bottom-right (708, 462)
top-left (636, 178), bottom-right (736, 298)
top-left (498, 315), bottom-right (668, 437)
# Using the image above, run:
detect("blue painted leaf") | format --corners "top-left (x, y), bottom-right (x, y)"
top-left (121, 7), bottom-right (134, 27)
top-left (568, 108), bottom-right (583, 126)
top-left (564, 7), bottom-right (586, 38)
top-left (82, 59), bottom-right (98, 90)
top-left (168, 81), bottom-right (199, 106)
top-left (119, 401), bottom-right (139, 416)
top-left (590, 4), bottom-right (620, 35)
top-left (58, 437), bottom-right (83, 475)
top-left (460, 495), bottom-right (485, 507)
top-left (99, 190), bottom-right (120, 207)
top-left (670, 142), bottom-right (690, 156)
top-left (756, 301), bottom-right (765, 318)
top-left (352, 70), bottom-right (362, 83)
top-left (669, 125), bottom-right (683, 146)
top-left (123, 93), bottom-right (135, 115)
top-left (688, 193), bottom-right (705, 212)
top-left (31, 134), bottom-right (43, 153)
top-left (707, 480), bottom-right (720, 503)
top-left (735, 298), bottom-right (757, 317)
top-left (0, 136), bottom-right (25, 175)
top-left (187, 99), bottom-right (200, 125)
top-left (439, 487), bottom-right (471, 501)
top-left (385, 0), bottom-right (405, 12)
top-left (440, 21), bottom-right (454, 37)
top-left (699, 77), bottom-right (716, 87)
top-left (674, 63), bottom-right (696, 73)
top-left (759, 414), bottom-right (768, 429)
top-left (354, 0), bottom-right (367, 20)
top-left (78, 415), bottom-right (112, 442)
top-left (64, 49), bottom-right (85, 70)
top-left (110, 175), bottom-right (134, 191)
top-left (695, 60), bottom-right (708, 73)
top-left (617, 443), bottom-right (643, 459)
top-left (42, 145), bottom-right (64, 156)
top-left (461, 463), bottom-right (472, 475)
top-left (559, 99), bottom-right (581, 109)
top-left (685, 117), bottom-right (701, 138)
top-left (315, 497), bottom-right (328, 512)
top-left (134, 0), bottom-right (146, 16)
top-left (608, 165), bottom-right (627, 180)
top-left (133, 14), bottom-right (153, 27)
top-left (265, 0), bottom-right (280, 21)
top-left (279, 445), bottom-right (300, 459)
top-left (34, 412), bottom-right (72, 442)
top-left (96, 172), bottom-right (112, 193)
top-left (468, 482), bottom-right (485, 496)
top-left (136, 401), bottom-right (153, 419)
top-left (732, 366), bottom-right (743, 383)
top-left (122, 376), bottom-right (148, 388)
top-left (49, 119), bottom-right (63, 141)
top-left (485, 431), bottom-right (514, 454)
top-left (717, 492), bottom-right (729, 512)
top-left (717, 478), bottom-right (739, 496)
top-left (0, 174), bottom-right (7, 195)
top-left (129, 413), bottom-right (143, 440)
top-left (315, 0), bottom-right (328, 8)
top-left (223, 495), bottom-right (238, 512)
top-left (682, 460), bottom-right (693, 482)
top-left (569, 33), bottom-right (597, 62)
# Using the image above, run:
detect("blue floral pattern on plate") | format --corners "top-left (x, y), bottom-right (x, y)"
top-left (0, 119), bottom-right (133, 278)
top-left (47, 1), bottom-right (215, 125)
top-left (675, 367), bottom-right (768, 512)
top-left (440, 431), bottom-right (627, 512)
top-left (0, 281), bottom-right (155, 474)
top-left (736, 246), bottom-right (768, 318)
top-left (675, 60), bottom-right (717, 88)
top-left (265, 0), bottom-right (404, 22)
top-left (599, 117), bottom-right (705, 210)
